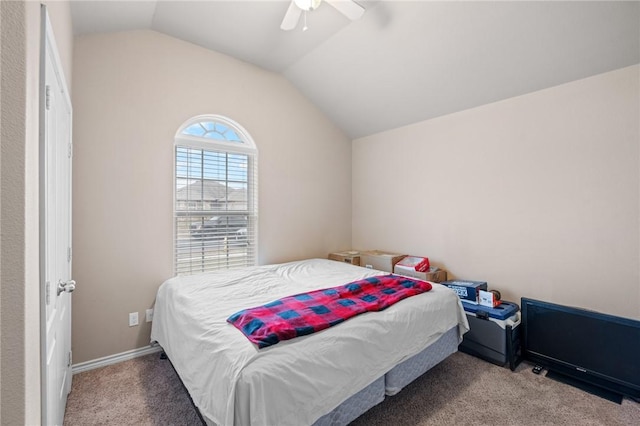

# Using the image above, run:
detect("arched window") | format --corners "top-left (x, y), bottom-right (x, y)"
top-left (174, 115), bottom-right (257, 275)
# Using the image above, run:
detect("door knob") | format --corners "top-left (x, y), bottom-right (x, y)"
top-left (57, 279), bottom-right (76, 296)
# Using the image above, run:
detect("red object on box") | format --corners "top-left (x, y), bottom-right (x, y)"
top-left (414, 258), bottom-right (430, 272)
top-left (396, 256), bottom-right (431, 273)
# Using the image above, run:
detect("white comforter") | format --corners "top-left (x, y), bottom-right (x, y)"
top-left (150, 258), bottom-right (468, 426)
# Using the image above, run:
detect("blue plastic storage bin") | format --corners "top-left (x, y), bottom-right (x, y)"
top-left (461, 300), bottom-right (519, 320)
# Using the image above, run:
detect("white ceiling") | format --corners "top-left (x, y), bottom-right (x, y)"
top-left (71, 1), bottom-right (640, 139)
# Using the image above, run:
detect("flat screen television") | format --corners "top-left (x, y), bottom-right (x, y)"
top-left (521, 298), bottom-right (640, 403)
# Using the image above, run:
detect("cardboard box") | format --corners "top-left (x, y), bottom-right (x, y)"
top-left (393, 264), bottom-right (447, 282)
top-left (479, 289), bottom-right (500, 307)
top-left (395, 256), bottom-right (430, 272)
top-left (441, 280), bottom-right (488, 304)
top-left (328, 251), bottom-right (360, 266)
top-left (360, 250), bottom-right (406, 273)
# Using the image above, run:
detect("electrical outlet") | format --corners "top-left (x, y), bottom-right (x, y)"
top-left (146, 308), bottom-right (154, 323)
top-left (129, 312), bottom-right (139, 327)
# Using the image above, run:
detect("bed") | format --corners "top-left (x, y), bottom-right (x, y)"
top-left (150, 258), bottom-right (469, 426)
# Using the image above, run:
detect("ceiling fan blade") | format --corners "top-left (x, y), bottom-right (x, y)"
top-left (325, 0), bottom-right (365, 20)
top-left (281, 0), bottom-right (303, 31)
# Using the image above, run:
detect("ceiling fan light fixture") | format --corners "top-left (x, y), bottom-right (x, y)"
top-left (281, 0), bottom-right (364, 31)
top-left (294, 0), bottom-right (322, 12)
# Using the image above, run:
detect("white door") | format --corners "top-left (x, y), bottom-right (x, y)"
top-left (40, 5), bottom-right (74, 425)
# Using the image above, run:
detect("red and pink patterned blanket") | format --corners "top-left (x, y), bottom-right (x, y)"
top-left (227, 274), bottom-right (432, 348)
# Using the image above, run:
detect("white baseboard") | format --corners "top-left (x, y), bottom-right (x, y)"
top-left (72, 345), bottom-right (163, 375)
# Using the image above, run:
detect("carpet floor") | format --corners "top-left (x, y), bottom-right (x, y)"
top-left (64, 350), bottom-right (640, 425)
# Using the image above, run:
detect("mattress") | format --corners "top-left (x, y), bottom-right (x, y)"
top-left (151, 258), bottom-right (469, 426)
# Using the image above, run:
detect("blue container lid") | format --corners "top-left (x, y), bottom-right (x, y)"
top-left (461, 300), bottom-right (519, 320)
top-left (442, 280), bottom-right (487, 288)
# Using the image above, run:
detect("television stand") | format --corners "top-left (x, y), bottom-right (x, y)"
top-left (545, 370), bottom-right (623, 404)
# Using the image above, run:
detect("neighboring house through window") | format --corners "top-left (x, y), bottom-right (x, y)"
top-left (174, 115), bottom-right (257, 275)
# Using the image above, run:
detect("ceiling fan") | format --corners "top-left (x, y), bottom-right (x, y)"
top-left (280, 0), bottom-right (365, 31)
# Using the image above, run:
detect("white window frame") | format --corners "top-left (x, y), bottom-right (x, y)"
top-left (174, 114), bottom-right (258, 275)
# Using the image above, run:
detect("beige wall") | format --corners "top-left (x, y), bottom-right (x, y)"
top-left (0, 0), bottom-right (73, 423)
top-left (353, 65), bottom-right (640, 320)
top-left (71, 30), bottom-right (352, 363)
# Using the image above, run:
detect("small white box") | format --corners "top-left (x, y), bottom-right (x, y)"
top-left (479, 290), bottom-right (498, 307)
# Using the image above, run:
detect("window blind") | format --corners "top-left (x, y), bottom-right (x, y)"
top-left (174, 142), bottom-right (257, 275)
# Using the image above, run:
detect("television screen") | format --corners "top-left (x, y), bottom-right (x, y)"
top-left (522, 298), bottom-right (640, 399)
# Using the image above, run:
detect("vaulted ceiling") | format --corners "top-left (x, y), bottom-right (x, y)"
top-left (70, 1), bottom-right (640, 139)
